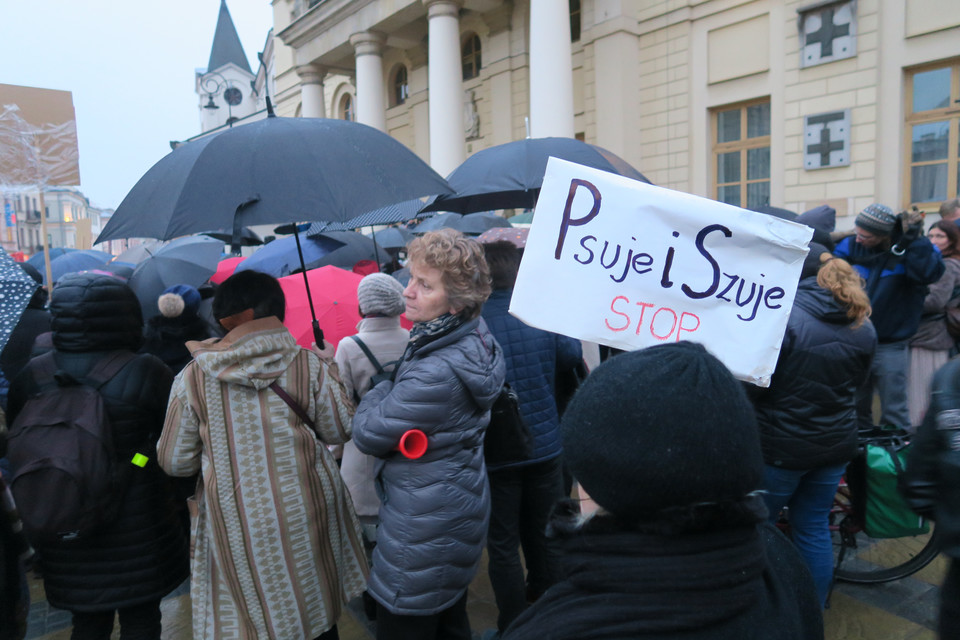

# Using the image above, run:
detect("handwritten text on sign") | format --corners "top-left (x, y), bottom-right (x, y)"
top-left (509, 159), bottom-right (812, 386)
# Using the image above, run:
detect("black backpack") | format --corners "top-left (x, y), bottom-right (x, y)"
top-left (7, 350), bottom-right (136, 543)
top-left (349, 335), bottom-right (399, 401)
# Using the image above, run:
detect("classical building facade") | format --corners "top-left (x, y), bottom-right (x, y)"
top-left (270, 0), bottom-right (959, 226)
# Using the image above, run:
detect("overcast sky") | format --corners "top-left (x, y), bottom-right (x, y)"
top-left (2, 0), bottom-right (273, 210)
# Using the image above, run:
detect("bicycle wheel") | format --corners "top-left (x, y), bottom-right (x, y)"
top-left (832, 485), bottom-right (941, 584)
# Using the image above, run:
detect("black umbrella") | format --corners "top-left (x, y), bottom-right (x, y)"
top-left (413, 212), bottom-right (463, 233)
top-left (450, 212), bottom-right (512, 235)
top-left (202, 226), bottom-right (264, 248)
top-left (0, 248), bottom-right (39, 356)
top-left (128, 235), bottom-right (225, 320)
top-left (366, 227), bottom-right (413, 250)
top-left (304, 231), bottom-right (380, 271)
top-left (46, 249), bottom-right (114, 284)
top-left (95, 109), bottom-right (453, 347)
top-left (420, 137), bottom-right (650, 214)
top-left (96, 115), bottom-right (453, 243)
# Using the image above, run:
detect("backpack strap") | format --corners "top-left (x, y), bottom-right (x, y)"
top-left (350, 335), bottom-right (385, 375)
top-left (269, 382), bottom-right (318, 432)
top-left (83, 351), bottom-right (139, 389)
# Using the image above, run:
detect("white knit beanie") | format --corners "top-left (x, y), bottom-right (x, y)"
top-left (357, 273), bottom-right (405, 317)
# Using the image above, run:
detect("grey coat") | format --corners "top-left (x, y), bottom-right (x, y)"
top-left (353, 317), bottom-right (505, 615)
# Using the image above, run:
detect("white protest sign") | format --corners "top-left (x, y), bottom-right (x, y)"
top-left (510, 158), bottom-right (813, 386)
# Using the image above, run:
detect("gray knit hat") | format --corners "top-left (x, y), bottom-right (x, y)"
top-left (856, 203), bottom-right (897, 236)
top-left (357, 272), bottom-right (405, 317)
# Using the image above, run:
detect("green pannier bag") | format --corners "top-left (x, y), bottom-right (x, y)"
top-left (864, 440), bottom-right (930, 538)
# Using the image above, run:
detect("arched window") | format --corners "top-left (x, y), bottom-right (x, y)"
top-left (570, 0), bottom-right (581, 42)
top-left (462, 34), bottom-right (482, 80)
top-left (391, 66), bottom-right (409, 107)
top-left (340, 94), bottom-right (354, 121)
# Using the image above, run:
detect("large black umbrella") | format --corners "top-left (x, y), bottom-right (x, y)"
top-left (96, 115), bottom-right (453, 244)
top-left (128, 235), bottom-right (224, 320)
top-left (0, 248), bottom-right (39, 356)
top-left (236, 233), bottom-right (345, 278)
top-left (95, 111), bottom-right (452, 346)
top-left (451, 212), bottom-right (512, 235)
top-left (420, 137), bottom-right (650, 214)
top-left (202, 226), bottom-right (264, 247)
top-left (366, 226), bottom-right (413, 250)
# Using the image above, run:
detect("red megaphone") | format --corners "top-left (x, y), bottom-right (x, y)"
top-left (396, 429), bottom-right (428, 459)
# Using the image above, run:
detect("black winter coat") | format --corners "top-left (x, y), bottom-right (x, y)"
top-left (752, 278), bottom-right (877, 470)
top-left (7, 274), bottom-right (188, 612)
top-left (141, 313), bottom-right (214, 374)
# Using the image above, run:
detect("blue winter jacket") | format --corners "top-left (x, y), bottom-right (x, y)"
top-left (481, 289), bottom-right (583, 470)
top-left (834, 234), bottom-right (944, 342)
top-left (352, 317), bottom-right (505, 615)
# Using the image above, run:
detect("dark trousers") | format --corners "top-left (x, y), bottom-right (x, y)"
top-left (941, 558), bottom-right (960, 639)
top-left (375, 593), bottom-right (470, 640)
top-left (487, 457), bottom-right (564, 632)
top-left (70, 600), bottom-right (162, 640)
top-left (314, 625), bottom-right (339, 640)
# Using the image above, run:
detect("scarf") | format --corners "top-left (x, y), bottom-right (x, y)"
top-left (405, 313), bottom-right (465, 358)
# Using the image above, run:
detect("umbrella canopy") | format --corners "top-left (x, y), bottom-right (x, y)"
top-left (46, 250), bottom-right (113, 284)
top-left (210, 256), bottom-right (246, 285)
top-left (202, 226), bottom-right (264, 247)
top-left (0, 247), bottom-right (39, 355)
top-left (128, 235), bottom-right (224, 319)
top-left (421, 137), bottom-right (650, 214)
top-left (236, 234), bottom-right (345, 278)
top-left (26, 247), bottom-right (76, 270)
top-left (412, 212), bottom-right (463, 233)
top-left (114, 240), bottom-right (163, 265)
top-left (367, 226), bottom-right (414, 250)
top-left (95, 115), bottom-right (454, 244)
top-left (478, 227), bottom-right (529, 248)
top-left (304, 231), bottom-right (382, 270)
top-left (450, 211), bottom-right (512, 235)
top-left (278, 266), bottom-right (364, 349)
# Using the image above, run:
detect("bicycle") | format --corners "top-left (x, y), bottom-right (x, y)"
top-left (777, 427), bottom-right (941, 586)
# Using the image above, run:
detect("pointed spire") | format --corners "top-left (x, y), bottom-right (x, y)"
top-left (207, 0), bottom-right (251, 73)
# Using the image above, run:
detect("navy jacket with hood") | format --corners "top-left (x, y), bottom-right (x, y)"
top-left (834, 234), bottom-right (943, 343)
top-left (752, 278), bottom-right (877, 469)
top-left (481, 289), bottom-right (582, 469)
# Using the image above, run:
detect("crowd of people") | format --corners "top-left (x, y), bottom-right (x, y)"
top-left (1, 195), bottom-right (960, 639)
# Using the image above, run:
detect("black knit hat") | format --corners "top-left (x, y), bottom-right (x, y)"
top-left (561, 342), bottom-right (764, 521)
top-left (855, 203), bottom-right (896, 236)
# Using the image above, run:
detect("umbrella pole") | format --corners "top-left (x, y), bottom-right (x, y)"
top-left (292, 225), bottom-right (325, 349)
top-left (371, 227), bottom-right (382, 272)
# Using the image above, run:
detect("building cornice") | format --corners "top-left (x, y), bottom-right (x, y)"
top-left (277, 0), bottom-right (373, 49)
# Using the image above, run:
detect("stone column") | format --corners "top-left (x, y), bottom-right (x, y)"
top-left (349, 31), bottom-right (387, 131)
top-left (296, 65), bottom-right (326, 118)
top-left (529, 0), bottom-right (575, 138)
top-left (424, 0), bottom-right (465, 176)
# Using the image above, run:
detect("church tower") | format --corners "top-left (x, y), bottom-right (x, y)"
top-left (197, 0), bottom-right (257, 132)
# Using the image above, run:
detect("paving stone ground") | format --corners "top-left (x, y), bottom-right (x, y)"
top-left (25, 545), bottom-right (948, 640)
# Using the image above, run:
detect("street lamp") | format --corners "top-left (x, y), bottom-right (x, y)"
top-left (200, 70), bottom-right (243, 128)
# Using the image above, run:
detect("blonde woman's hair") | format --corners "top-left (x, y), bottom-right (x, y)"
top-left (406, 228), bottom-right (492, 320)
top-left (816, 255), bottom-right (871, 327)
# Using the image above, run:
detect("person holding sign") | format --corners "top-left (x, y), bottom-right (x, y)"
top-left (751, 248), bottom-right (876, 607)
top-left (353, 229), bottom-right (506, 640)
top-left (834, 204), bottom-right (944, 431)
top-left (502, 342), bottom-right (822, 640)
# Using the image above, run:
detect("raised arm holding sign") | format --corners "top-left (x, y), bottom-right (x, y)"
top-left (510, 158), bottom-right (813, 386)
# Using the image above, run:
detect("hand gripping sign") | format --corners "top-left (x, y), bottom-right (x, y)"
top-left (509, 159), bottom-right (812, 387)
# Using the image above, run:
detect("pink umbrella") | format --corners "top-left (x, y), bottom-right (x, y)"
top-left (210, 256), bottom-right (246, 284)
top-left (278, 266), bottom-right (364, 349)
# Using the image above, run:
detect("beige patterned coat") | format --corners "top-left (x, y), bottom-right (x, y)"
top-left (158, 317), bottom-right (367, 640)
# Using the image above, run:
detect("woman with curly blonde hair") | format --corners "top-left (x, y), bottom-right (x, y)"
top-left (353, 229), bottom-right (505, 640)
top-left (750, 243), bottom-right (877, 607)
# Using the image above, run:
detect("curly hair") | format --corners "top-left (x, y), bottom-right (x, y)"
top-left (406, 228), bottom-right (492, 320)
top-left (816, 256), bottom-right (871, 327)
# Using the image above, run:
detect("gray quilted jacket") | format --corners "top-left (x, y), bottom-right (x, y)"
top-left (353, 317), bottom-right (505, 615)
